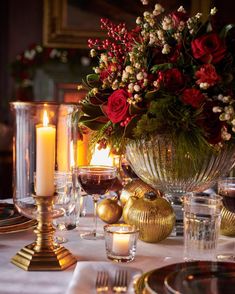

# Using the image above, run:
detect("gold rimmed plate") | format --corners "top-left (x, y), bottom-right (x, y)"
top-left (140, 261), bottom-right (235, 294)
top-left (0, 203), bottom-right (37, 234)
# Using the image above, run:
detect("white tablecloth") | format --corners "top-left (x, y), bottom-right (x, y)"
top-left (0, 210), bottom-right (234, 294)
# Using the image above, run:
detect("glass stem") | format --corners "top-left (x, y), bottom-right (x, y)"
top-left (93, 195), bottom-right (99, 237)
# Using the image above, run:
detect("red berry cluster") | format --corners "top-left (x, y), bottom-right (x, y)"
top-left (120, 117), bottom-right (131, 127)
top-left (88, 18), bottom-right (138, 62)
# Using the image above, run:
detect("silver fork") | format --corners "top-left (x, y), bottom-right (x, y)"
top-left (112, 270), bottom-right (128, 293)
top-left (96, 271), bottom-right (109, 293)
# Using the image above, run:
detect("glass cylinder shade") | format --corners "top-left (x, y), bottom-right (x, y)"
top-left (126, 134), bottom-right (235, 201)
top-left (11, 101), bottom-right (80, 219)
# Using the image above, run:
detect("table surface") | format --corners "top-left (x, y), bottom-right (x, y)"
top-left (0, 205), bottom-right (234, 294)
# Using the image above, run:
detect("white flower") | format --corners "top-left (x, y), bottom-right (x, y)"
top-left (221, 127), bottom-right (231, 140)
top-left (153, 4), bottom-right (164, 15)
top-left (134, 63), bottom-right (141, 69)
top-left (231, 119), bottom-right (235, 126)
top-left (94, 67), bottom-right (101, 74)
top-left (136, 72), bottom-right (144, 80)
top-left (195, 13), bottom-right (202, 19)
top-left (90, 49), bottom-right (96, 57)
top-left (177, 6), bottom-right (186, 13)
top-left (140, 0), bottom-right (149, 5)
top-left (225, 106), bottom-right (234, 114)
top-left (128, 83), bottom-right (134, 92)
top-left (36, 45), bottom-right (43, 52)
top-left (162, 44), bottom-right (171, 54)
top-left (157, 30), bottom-right (165, 40)
top-left (199, 82), bottom-right (210, 90)
top-left (100, 53), bottom-right (108, 63)
top-left (136, 17), bottom-right (142, 25)
top-left (210, 7), bottom-right (218, 15)
top-left (134, 84), bottom-right (141, 92)
top-left (125, 66), bottom-right (134, 74)
top-left (212, 106), bottom-right (222, 113)
top-left (162, 16), bottom-right (173, 30)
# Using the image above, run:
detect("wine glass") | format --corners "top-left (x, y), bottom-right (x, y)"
top-left (217, 177), bottom-right (235, 261)
top-left (77, 165), bottom-right (117, 240)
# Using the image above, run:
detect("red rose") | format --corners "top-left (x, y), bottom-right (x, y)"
top-left (191, 33), bottom-right (226, 64)
top-left (181, 88), bottom-right (205, 108)
top-left (106, 89), bottom-right (129, 123)
top-left (195, 64), bottom-right (220, 86)
top-left (158, 68), bottom-right (185, 93)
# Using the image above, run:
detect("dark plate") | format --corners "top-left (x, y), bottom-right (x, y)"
top-left (0, 204), bottom-right (14, 220)
top-left (144, 261), bottom-right (235, 294)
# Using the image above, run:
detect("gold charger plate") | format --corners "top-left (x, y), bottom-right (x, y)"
top-left (137, 261), bottom-right (235, 294)
top-left (0, 203), bottom-right (37, 234)
top-left (134, 270), bottom-right (154, 294)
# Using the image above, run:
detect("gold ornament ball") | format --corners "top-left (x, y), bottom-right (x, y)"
top-left (97, 198), bottom-right (123, 224)
top-left (220, 206), bottom-right (235, 236)
top-left (120, 179), bottom-right (163, 206)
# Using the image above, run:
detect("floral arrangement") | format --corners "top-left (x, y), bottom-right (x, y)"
top-left (11, 44), bottom-right (82, 99)
top-left (78, 2), bottom-right (235, 153)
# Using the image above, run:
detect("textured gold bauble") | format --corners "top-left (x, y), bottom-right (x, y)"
top-left (97, 198), bottom-right (123, 224)
top-left (125, 192), bottom-right (175, 243)
top-left (220, 206), bottom-right (235, 236)
top-left (120, 179), bottom-right (163, 206)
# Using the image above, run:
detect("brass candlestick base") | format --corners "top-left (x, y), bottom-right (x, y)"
top-left (11, 195), bottom-right (77, 271)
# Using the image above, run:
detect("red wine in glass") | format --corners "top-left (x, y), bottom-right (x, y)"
top-left (77, 165), bottom-right (117, 240)
top-left (78, 176), bottom-right (116, 196)
top-left (220, 187), bottom-right (235, 213)
top-left (217, 177), bottom-right (235, 261)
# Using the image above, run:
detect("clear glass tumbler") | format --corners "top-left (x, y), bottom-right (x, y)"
top-left (183, 193), bottom-right (222, 261)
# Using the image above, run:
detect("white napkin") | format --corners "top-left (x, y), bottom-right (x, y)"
top-left (66, 261), bottom-right (142, 294)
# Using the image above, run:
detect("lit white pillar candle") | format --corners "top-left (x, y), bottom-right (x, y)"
top-left (112, 232), bottom-right (130, 255)
top-left (36, 110), bottom-right (56, 196)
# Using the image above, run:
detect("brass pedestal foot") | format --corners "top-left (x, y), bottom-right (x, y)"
top-left (11, 195), bottom-right (77, 271)
top-left (11, 242), bottom-right (77, 271)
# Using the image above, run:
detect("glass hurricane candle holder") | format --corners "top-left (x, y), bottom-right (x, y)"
top-left (104, 224), bottom-right (139, 262)
top-left (10, 101), bottom-right (80, 271)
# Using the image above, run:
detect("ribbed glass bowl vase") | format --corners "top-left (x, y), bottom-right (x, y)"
top-left (126, 134), bottom-right (235, 233)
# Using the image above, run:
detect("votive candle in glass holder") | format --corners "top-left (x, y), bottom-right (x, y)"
top-left (104, 224), bottom-right (139, 262)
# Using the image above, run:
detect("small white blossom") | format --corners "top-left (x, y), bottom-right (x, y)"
top-left (157, 30), bottom-right (165, 40)
top-left (122, 71), bottom-right (129, 81)
top-left (213, 106), bottom-right (222, 113)
top-left (178, 6), bottom-right (186, 13)
top-left (162, 16), bottom-right (173, 30)
top-left (136, 17), bottom-right (142, 25)
top-left (199, 82), bottom-right (210, 90)
top-left (140, 0), bottom-right (149, 5)
top-left (210, 7), bottom-right (218, 15)
top-left (195, 13), bottom-right (202, 19)
top-left (220, 113), bottom-right (231, 121)
top-left (134, 63), bottom-right (141, 69)
top-left (153, 4), bottom-right (164, 16)
top-left (162, 44), bottom-right (171, 54)
top-left (112, 80), bottom-right (119, 90)
top-left (94, 67), bottom-right (101, 74)
top-left (225, 106), bottom-right (234, 114)
top-left (100, 53), bottom-right (108, 63)
top-left (136, 72), bottom-right (144, 80)
top-left (231, 119), bottom-right (235, 126)
top-left (125, 66), bottom-right (134, 74)
top-left (221, 127), bottom-right (232, 140)
top-left (134, 84), bottom-right (141, 92)
top-left (128, 83), bottom-right (134, 92)
top-left (24, 50), bottom-right (36, 60)
top-left (90, 49), bottom-right (96, 57)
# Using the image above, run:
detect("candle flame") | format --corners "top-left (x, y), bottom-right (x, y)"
top-left (43, 110), bottom-right (49, 127)
top-left (90, 145), bottom-right (113, 166)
